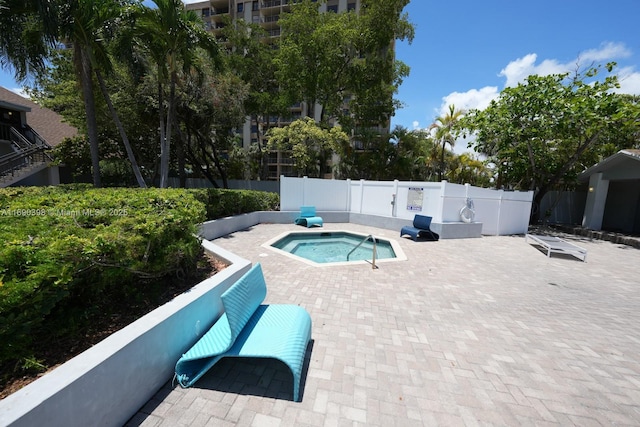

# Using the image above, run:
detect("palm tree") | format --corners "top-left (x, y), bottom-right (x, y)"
top-left (0, 0), bottom-right (58, 80)
top-left (132, 0), bottom-right (220, 188)
top-left (0, 0), bottom-right (103, 186)
top-left (430, 104), bottom-right (464, 181)
top-left (1, 0), bottom-right (147, 188)
top-left (94, 68), bottom-right (147, 188)
top-left (67, 0), bottom-right (155, 188)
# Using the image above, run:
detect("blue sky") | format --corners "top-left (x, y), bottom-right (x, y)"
top-left (392, 0), bottom-right (640, 147)
top-left (2, 0), bottom-right (639, 154)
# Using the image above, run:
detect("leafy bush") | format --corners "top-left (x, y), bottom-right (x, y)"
top-left (0, 185), bottom-right (279, 383)
top-left (0, 186), bottom-right (206, 374)
top-left (190, 188), bottom-right (279, 221)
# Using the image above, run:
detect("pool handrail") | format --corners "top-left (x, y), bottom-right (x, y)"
top-left (347, 234), bottom-right (378, 269)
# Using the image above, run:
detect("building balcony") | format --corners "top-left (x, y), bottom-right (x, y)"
top-left (260, 14), bottom-right (280, 27)
top-left (265, 28), bottom-right (281, 37)
top-left (261, 0), bottom-right (283, 8)
top-left (212, 7), bottom-right (229, 15)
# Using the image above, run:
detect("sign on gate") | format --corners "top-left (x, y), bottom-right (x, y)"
top-left (407, 187), bottom-right (424, 211)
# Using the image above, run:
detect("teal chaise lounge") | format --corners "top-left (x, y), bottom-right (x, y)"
top-left (294, 206), bottom-right (323, 228)
top-left (174, 263), bottom-right (312, 401)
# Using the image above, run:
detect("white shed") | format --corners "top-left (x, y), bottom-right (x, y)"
top-left (579, 149), bottom-right (640, 233)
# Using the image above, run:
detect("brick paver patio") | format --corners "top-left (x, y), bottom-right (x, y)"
top-left (127, 223), bottom-right (640, 426)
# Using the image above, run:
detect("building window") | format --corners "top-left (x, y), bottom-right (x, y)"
top-left (327, 5), bottom-right (338, 13)
top-left (252, 1), bottom-right (259, 11)
top-left (237, 3), bottom-right (244, 12)
top-left (347, 3), bottom-right (356, 11)
top-left (201, 7), bottom-right (210, 17)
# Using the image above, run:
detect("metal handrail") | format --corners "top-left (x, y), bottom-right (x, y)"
top-left (347, 234), bottom-right (378, 269)
top-left (0, 145), bottom-right (50, 180)
top-left (23, 125), bottom-right (52, 149)
top-left (10, 127), bottom-right (33, 150)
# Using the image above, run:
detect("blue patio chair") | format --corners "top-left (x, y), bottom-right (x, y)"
top-left (175, 263), bottom-right (312, 401)
top-left (400, 214), bottom-right (439, 241)
top-left (294, 206), bottom-right (323, 228)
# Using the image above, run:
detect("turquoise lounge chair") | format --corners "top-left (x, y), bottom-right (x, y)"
top-left (294, 206), bottom-right (323, 228)
top-left (174, 263), bottom-right (312, 401)
top-left (400, 214), bottom-right (439, 241)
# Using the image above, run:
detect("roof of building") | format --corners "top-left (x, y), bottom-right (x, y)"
top-left (0, 86), bottom-right (78, 147)
top-left (0, 99), bottom-right (31, 112)
top-left (578, 149), bottom-right (640, 182)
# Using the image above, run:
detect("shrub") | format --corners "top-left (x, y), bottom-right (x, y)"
top-left (0, 185), bottom-right (279, 382)
top-left (0, 186), bottom-right (206, 373)
top-left (190, 188), bottom-right (279, 220)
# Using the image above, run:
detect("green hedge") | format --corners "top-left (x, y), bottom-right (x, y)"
top-left (0, 185), bottom-right (279, 377)
top-left (190, 188), bottom-right (279, 221)
top-left (0, 186), bottom-right (207, 371)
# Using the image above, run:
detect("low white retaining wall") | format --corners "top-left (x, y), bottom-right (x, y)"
top-left (198, 211), bottom-right (350, 240)
top-left (199, 211), bottom-right (479, 240)
top-left (0, 241), bottom-right (251, 427)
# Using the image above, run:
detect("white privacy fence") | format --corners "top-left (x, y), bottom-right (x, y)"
top-left (280, 176), bottom-right (534, 235)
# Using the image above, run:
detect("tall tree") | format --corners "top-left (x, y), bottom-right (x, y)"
top-left (389, 126), bottom-right (441, 181)
top-left (267, 117), bottom-right (349, 178)
top-left (221, 19), bottom-right (289, 179)
top-left (275, 0), bottom-right (413, 127)
top-left (132, 0), bottom-right (220, 187)
top-left (461, 64), bottom-right (640, 222)
top-left (30, 49), bottom-right (159, 185)
top-left (447, 153), bottom-right (492, 187)
top-left (430, 104), bottom-right (464, 181)
top-left (1, 0), bottom-right (107, 186)
top-left (344, 0), bottom-right (413, 133)
top-left (0, 0), bottom-right (149, 187)
top-left (0, 0), bottom-right (58, 81)
top-left (177, 63), bottom-right (249, 188)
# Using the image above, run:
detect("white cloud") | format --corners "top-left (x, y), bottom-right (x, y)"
top-left (412, 120), bottom-right (420, 129)
top-left (498, 42), bottom-right (634, 88)
top-left (498, 54), bottom-right (568, 87)
top-left (581, 41), bottom-right (631, 62)
top-left (410, 42), bottom-right (638, 155)
top-left (438, 86), bottom-right (498, 117)
top-left (615, 66), bottom-right (640, 95)
top-left (427, 42), bottom-right (637, 127)
top-left (422, 87), bottom-right (500, 155)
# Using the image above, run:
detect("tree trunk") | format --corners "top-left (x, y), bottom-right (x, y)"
top-left (210, 135), bottom-right (229, 189)
top-left (171, 90), bottom-right (186, 188)
top-left (439, 138), bottom-right (446, 182)
top-left (77, 45), bottom-right (101, 187)
top-left (531, 188), bottom-right (548, 225)
top-left (180, 127), bottom-right (220, 188)
top-left (160, 75), bottom-right (177, 188)
top-left (177, 141), bottom-right (186, 187)
top-left (157, 79), bottom-right (166, 187)
top-left (95, 70), bottom-right (147, 188)
top-left (257, 114), bottom-right (269, 180)
top-left (530, 133), bottom-right (601, 224)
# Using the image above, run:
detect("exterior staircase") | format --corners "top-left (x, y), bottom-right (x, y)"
top-left (0, 124), bottom-right (53, 187)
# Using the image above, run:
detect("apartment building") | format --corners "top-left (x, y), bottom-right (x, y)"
top-left (185, 0), bottom-right (370, 179)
